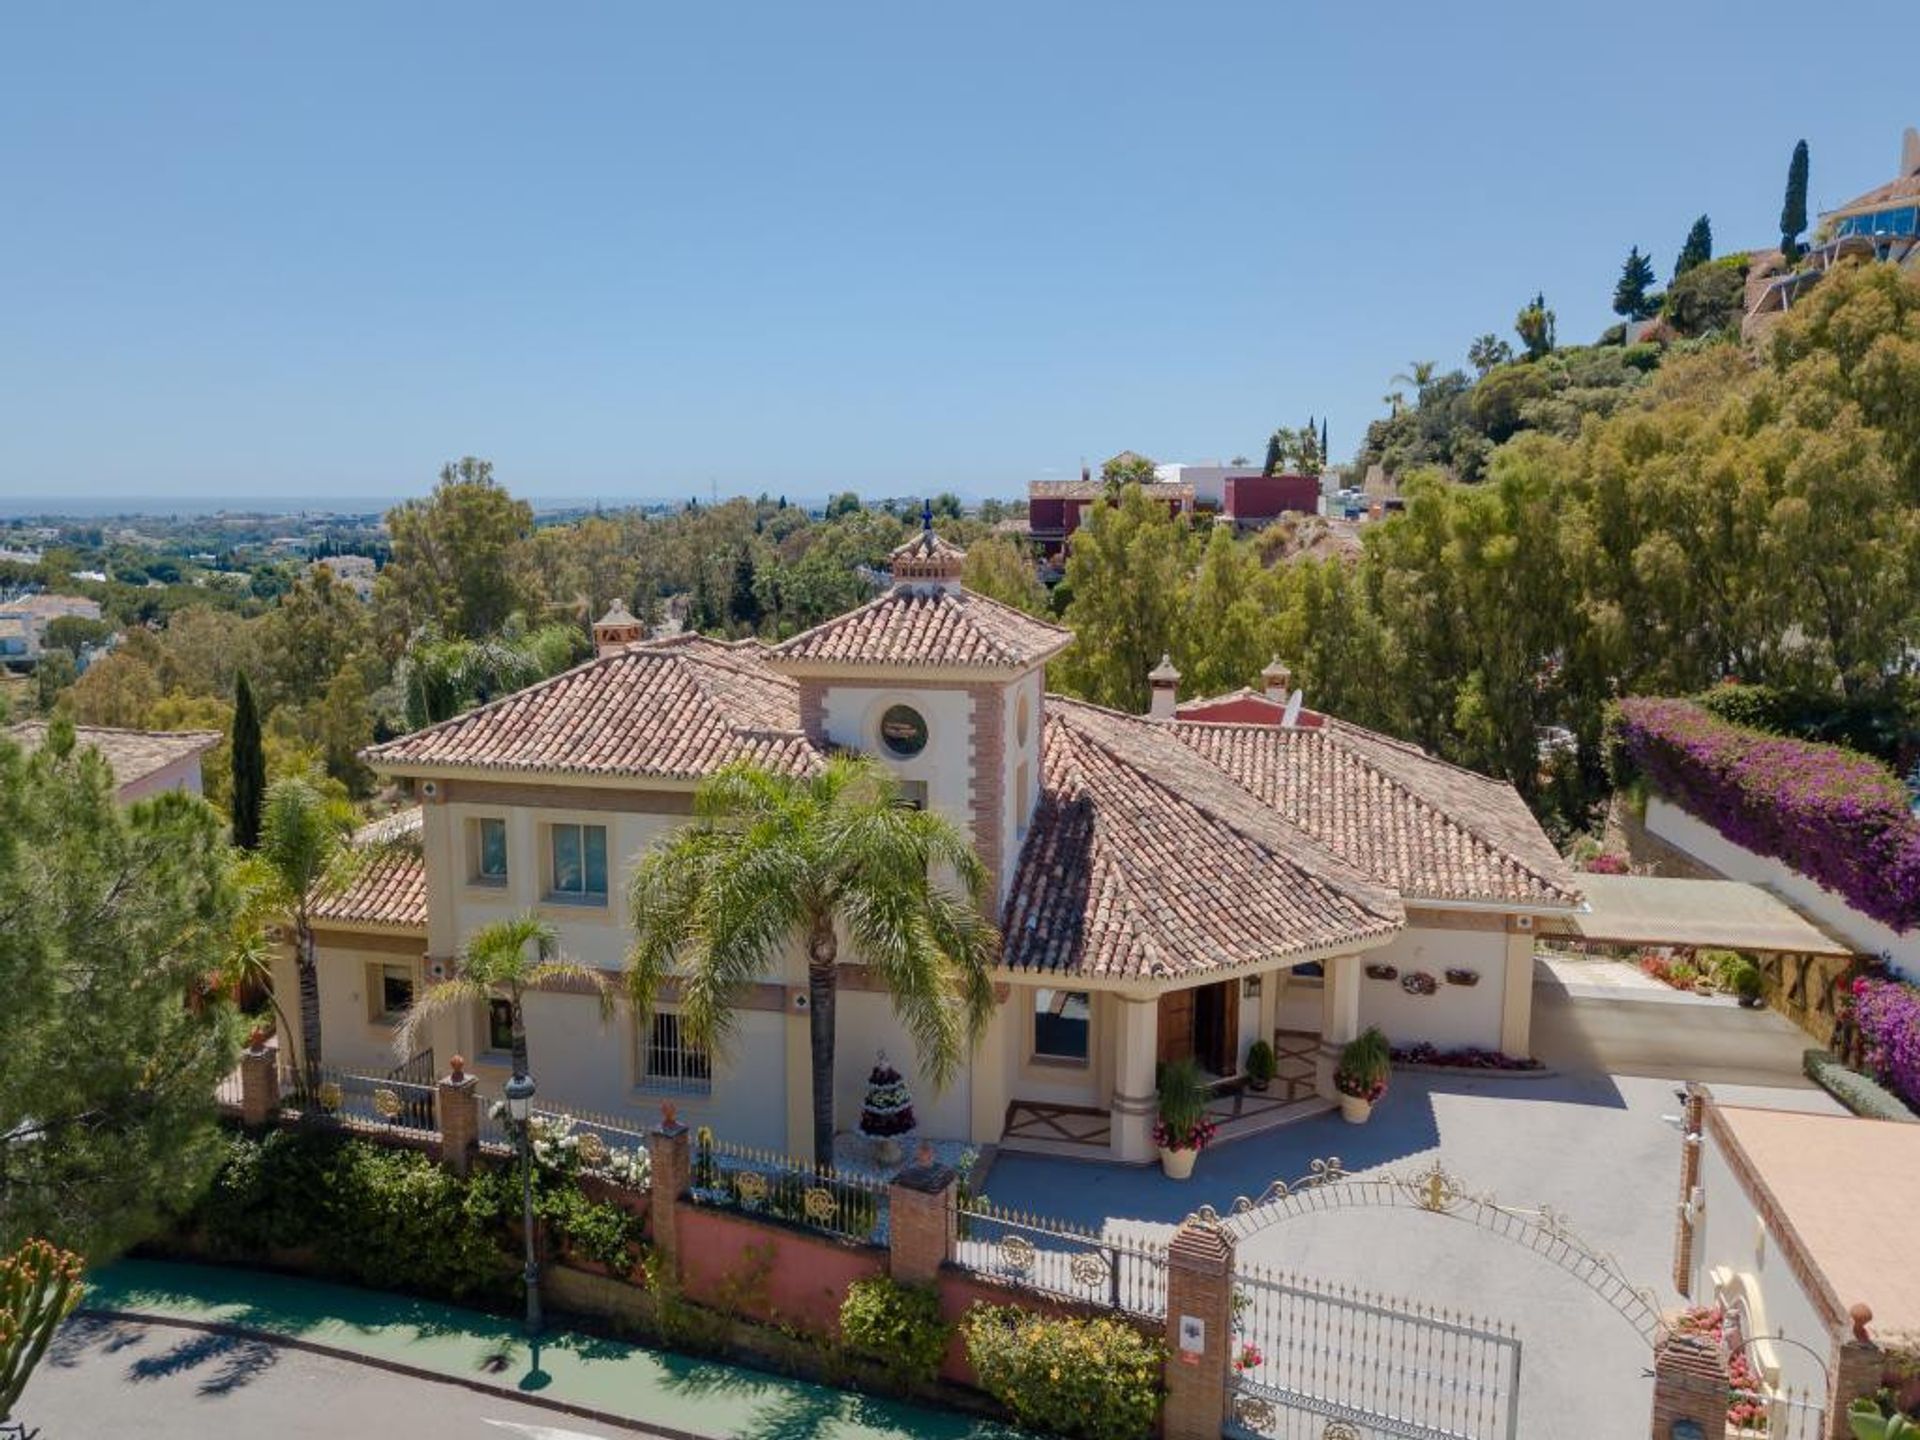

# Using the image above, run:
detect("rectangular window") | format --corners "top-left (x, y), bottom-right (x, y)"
top-left (895, 780), bottom-right (929, 811)
top-left (379, 965), bottom-right (415, 1019)
top-left (639, 1011), bottom-right (712, 1094)
top-left (1015, 761), bottom-right (1031, 839)
top-left (547, 822), bottom-right (608, 903)
top-left (487, 998), bottom-right (515, 1054)
top-left (473, 817), bottom-right (508, 885)
top-left (1033, 987), bottom-right (1091, 1063)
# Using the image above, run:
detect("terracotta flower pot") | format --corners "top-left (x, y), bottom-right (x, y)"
top-left (1339, 1094), bottom-right (1374, 1125)
top-left (1159, 1146), bottom-right (1198, 1180)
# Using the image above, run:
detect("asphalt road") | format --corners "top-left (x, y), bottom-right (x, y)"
top-left (21, 1315), bottom-right (658, 1440)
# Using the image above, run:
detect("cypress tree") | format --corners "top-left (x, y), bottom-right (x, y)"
top-left (231, 671), bottom-right (266, 850)
top-left (726, 547), bottom-right (761, 631)
top-left (1673, 215), bottom-right (1713, 278)
top-left (1612, 246), bottom-right (1658, 320)
top-left (1780, 140), bottom-right (1809, 261)
top-left (1262, 431), bottom-right (1283, 477)
top-left (1320, 418), bottom-right (1329, 469)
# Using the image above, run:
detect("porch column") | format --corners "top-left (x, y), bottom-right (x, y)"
top-left (1111, 994), bottom-right (1158, 1163)
top-left (1317, 954), bottom-right (1362, 1101)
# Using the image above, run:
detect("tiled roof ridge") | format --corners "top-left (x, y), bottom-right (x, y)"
top-left (1316, 719), bottom-right (1579, 903)
top-left (1049, 698), bottom-right (1403, 923)
top-left (768, 583), bottom-right (1070, 670)
top-left (364, 646), bottom-right (634, 762)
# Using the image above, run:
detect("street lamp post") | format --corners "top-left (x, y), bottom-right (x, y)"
top-left (503, 1070), bottom-right (542, 1337)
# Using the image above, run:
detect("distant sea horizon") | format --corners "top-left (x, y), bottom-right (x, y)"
top-left (2, 486), bottom-right (995, 522)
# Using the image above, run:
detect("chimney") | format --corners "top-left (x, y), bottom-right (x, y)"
top-left (1148, 654), bottom-right (1181, 720)
top-left (1261, 656), bottom-right (1293, 704)
top-left (592, 600), bottom-right (644, 658)
top-left (1904, 126), bottom-right (1920, 179)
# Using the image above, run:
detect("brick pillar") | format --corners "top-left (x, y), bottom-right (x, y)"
top-left (888, 1147), bottom-right (956, 1285)
top-left (1648, 1328), bottom-right (1729, 1440)
top-left (437, 1056), bottom-right (479, 1177)
top-left (1829, 1306), bottom-right (1884, 1440)
top-left (238, 1037), bottom-right (280, 1127)
top-left (646, 1110), bottom-right (691, 1269)
top-left (1671, 1086), bottom-right (1706, 1296)
top-left (1164, 1216), bottom-right (1235, 1440)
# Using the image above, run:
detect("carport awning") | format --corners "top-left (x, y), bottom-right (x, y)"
top-left (1548, 874), bottom-right (1856, 957)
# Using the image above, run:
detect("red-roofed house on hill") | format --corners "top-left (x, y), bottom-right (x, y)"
top-left (1224, 473), bottom-right (1320, 529)
top-left (296, 524), bottom-right (1578, 1162)
top-left (1028, 476), bottom-right (1195, 562)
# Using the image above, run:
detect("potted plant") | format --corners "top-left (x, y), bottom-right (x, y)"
top-left (858, 1052), bottom-right (916, 1167)
top-left (1152, 1059), bottom-right (1217, 1179)
top-left (1334, 1027), bottom-right (1390, 1124)
top-left (1244, 1039), bottom-right (1277, 1093)
top-left (1732, 961), bottom-right (1766, 1009)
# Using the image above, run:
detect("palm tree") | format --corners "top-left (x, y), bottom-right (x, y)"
top-left (257, 778), bottom-right (361, 1086)
top-left (627, 757), bottom-right (1000, 1166)
top-left (1382, 390), bottom-right (1407, 418)
top-left (1391, 359), bottom-right (1437, 393)
top-left (395, 913), bottom-right (613, 1077)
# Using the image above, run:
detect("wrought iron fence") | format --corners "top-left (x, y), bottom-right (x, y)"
top-left (690, 1132), bottom-right (886, 1246)
top-left (1228, 1263), bottom-right (1521, 1440)
top-left (281, 1062), bottom-right (437, 1132)
top-left (953, 1201), bottom-right (1168, 1319)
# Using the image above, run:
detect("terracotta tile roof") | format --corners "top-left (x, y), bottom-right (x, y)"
top-left (8, 722), bottom-right (221, 792)
top-left (312, 850), bottom-right (428, 930)
top-left (768, 586), bottom-right (1070, 671)
top-left (365, 641), bottom-right (816, 780)
top-left (314, 809), bottom-right (427, 930)
top-left (1167, 718), bottom-right (1580, 906)
top-left (1001, 701), bottom-right (1403, 980)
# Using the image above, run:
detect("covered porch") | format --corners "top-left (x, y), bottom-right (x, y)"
top-left (997, 952), bottom-right (1369, 1162)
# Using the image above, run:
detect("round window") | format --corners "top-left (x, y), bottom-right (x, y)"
top-left (1016, 692), bottom-right (1031, 747)
top-left (879, 704), bottom-right (929, 758)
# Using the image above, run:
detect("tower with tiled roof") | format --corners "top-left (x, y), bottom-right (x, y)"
top-left (767, 502), bottom-right (1071, 908)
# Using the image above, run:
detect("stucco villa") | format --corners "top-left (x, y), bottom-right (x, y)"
top-left (292, 527), bottom-right (1580, 1162)
top-left (9, 720), bottom-right (221, 805)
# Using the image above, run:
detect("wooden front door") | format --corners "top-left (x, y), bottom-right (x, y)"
top-left (1157, 989), bottom-right (1195, 1068)
top-left (1193, 980), bottom-right (1240, 1076)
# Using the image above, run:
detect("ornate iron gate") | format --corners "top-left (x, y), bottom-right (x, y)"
top-left (1226, 1265), bottom-right (1521, 1440)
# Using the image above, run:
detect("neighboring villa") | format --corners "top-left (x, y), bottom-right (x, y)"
top-left (297, 527), bottom-right (1579, 1161)
top-left (1747, 126), bottom-right (1920, 328)
top-left (1027, 472), bottom-right (1195, 562)
top-left (7, 721), bottom-right (221, 804)
top-left (1026, 464), bottom-right (1323, 563)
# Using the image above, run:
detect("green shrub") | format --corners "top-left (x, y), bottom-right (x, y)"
top-left (1668, 960), bottom-right (1700, 988)
top-left (963, 1304), bottom-right (1164, 1440)
top-left (1731, 962), bottom-right (1765, 1003)
top-left (1805, 1051), bottom-right (1919, 1123)
top-left (1244, 1040), bottom-right (1277, 1085)
top-left (838, 1276), bottom-right (951, 1386)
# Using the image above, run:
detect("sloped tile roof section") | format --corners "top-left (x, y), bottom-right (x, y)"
top-left (364, 640), bottom-right (818, 781)
top-left (1169, 718), bottom-right (1580, 906)
top-left (315, 807), bottom-right (427, 930)
top-left (767, 585), bottom-right (1071, 671)
top-left (8, 721), bottom-right (221, 790)
top-left (1001, 701), bottom-right (1403, 980)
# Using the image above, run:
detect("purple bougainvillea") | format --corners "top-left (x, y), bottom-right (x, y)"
top-left (1615, 698), bottom-right (1920, 933)
top-left (1852, 976), bottom-right (1920, 1111)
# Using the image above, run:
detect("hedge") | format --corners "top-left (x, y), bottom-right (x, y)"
top-left (1852, 977), bottom-right (1920, 1112)
top-left (962, 1304), bottom-right (1164, 1440)
top-left (1611, 697), bottom-right (1920, 932)
top-left (1803, 1050), bottom-right (1918, 1123)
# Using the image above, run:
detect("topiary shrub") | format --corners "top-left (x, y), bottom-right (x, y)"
top-left (1805, 1051), bottom-right (1919, 1123)
top-left (838, 1276), bottom-right (951, 1386)
top-left (962, 1303), bottom-right (1164, 1440)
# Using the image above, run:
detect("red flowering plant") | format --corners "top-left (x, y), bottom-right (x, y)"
top-left (1584, 852), bottom-right (1630, 875)
top-left (1233, 1342), bottom-right (1264, 1374)
top-left (1153, 1058), bottom-right (1219, 1152)
top-left (1334, 1027), bottom-right (1390, 1103)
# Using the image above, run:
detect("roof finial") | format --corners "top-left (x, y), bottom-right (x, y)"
top-left (921, 496), bottom-right (934, 548)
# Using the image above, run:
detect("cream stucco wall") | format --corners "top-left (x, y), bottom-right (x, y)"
top-left (119, 752), bottom-right (207, 804)
top-left (819, 685), bottom-right (976, 826)
top-left (1354, 923), bottom-right (1514, 1052)
top-left (1646, 795), bottom-right (1919, 981)
top-left (1693, 1129), bottom-right (1834, 1399)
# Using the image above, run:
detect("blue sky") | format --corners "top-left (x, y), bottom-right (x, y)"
top-left (1, 3), bottom-right (1914, 510)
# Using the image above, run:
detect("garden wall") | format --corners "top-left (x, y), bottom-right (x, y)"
top-left (675, 1204), bottom-right (885, 1333)
top-left (1645, 798), bottom-right (1919, 981)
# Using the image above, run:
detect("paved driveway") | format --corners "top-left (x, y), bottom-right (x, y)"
top-left (980, 977), bottom-right (1839, 1440)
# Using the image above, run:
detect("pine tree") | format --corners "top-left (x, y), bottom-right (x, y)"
top-left (230, 671), bottom-right (266, 850)
top-left (1673, 214), bottom-right (1713, 278)
top-left (1780, 140), bottom-right (1809, 261)
top-left (1612, 247), bottom-right (1659, 320)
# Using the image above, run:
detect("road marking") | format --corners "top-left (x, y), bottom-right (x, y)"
top-left (482, 1421), bottom-right (614, 1439)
